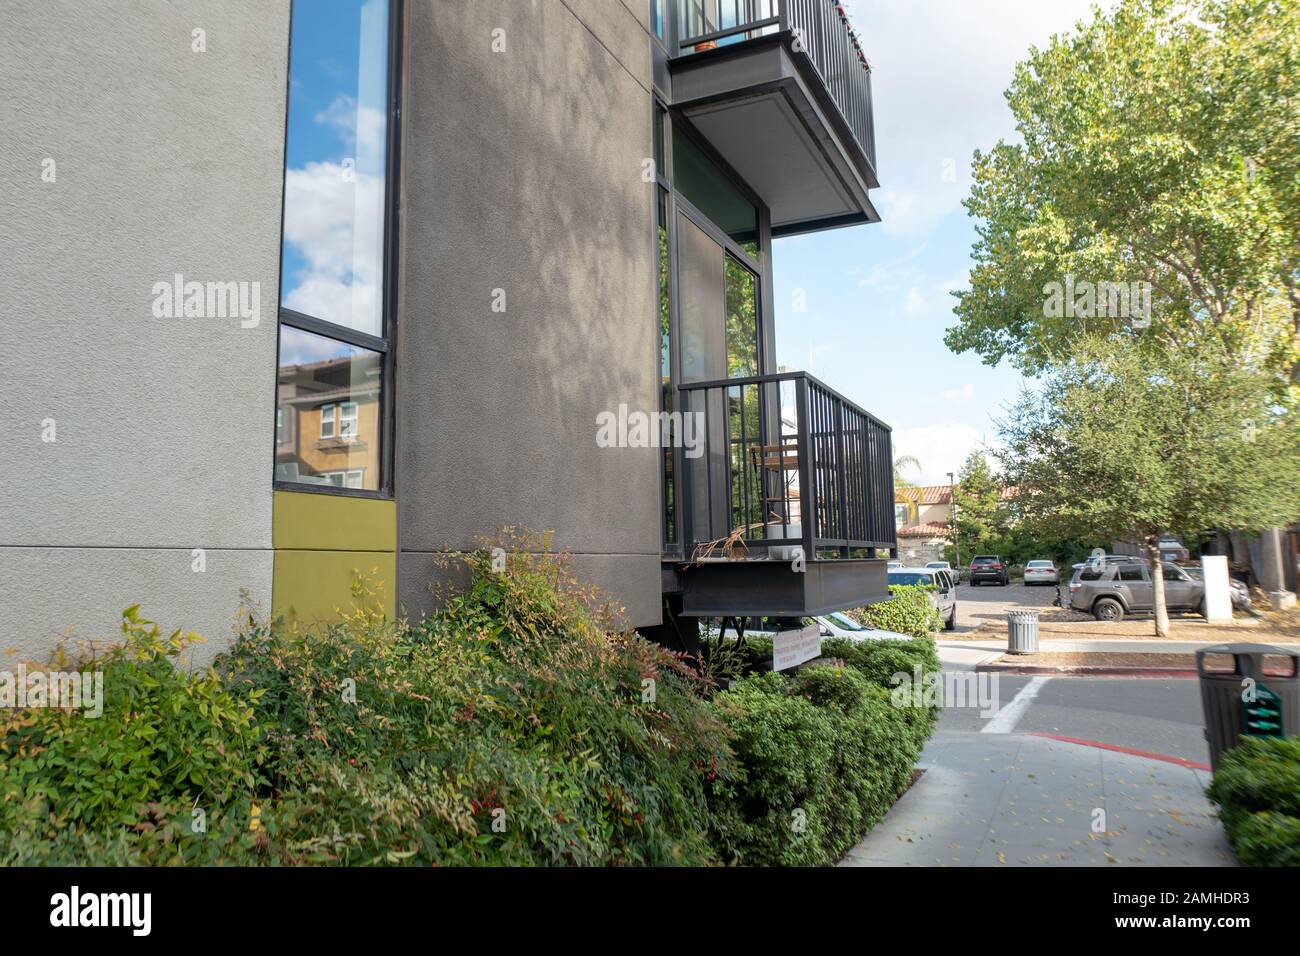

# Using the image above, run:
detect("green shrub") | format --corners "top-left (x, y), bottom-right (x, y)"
top-left (0, 606), bottom-right (265, 854)
top-left (0, 535), bottom-right (937, 867)
top-left (822, 634), bottom-right (940, 693)
top-left (1207, 736), bottom-right (1300, 866)
top-left (1, 538), bottom-right (736, 866)
top-left (709, 649), bottom-right (937, 866)
top-left (853, 584), bottom-right (943, 637)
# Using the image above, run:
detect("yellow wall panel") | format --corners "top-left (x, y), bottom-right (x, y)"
top-left (272, 550), bottom-right (397, 626)
top-left (272, 492), bottom-right (397, 626)
top-left (272, 491), bottom-right (396, 552)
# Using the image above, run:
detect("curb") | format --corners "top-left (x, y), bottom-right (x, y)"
top-left (1029, 732), bottom-right (1211, 771)
top-left (975, 663), bottom-right (1198, 678)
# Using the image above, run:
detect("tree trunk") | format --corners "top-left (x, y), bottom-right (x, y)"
top-left (1147, 536), bottom-right (1169, 639)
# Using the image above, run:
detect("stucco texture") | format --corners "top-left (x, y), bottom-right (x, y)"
top-left (396, 0), bottom-right (663, 625)
top-left (0, 1), bottom-right (289, 656)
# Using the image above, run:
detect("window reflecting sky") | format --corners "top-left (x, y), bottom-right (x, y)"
top-left (279, 0), bottom-right (390, 337)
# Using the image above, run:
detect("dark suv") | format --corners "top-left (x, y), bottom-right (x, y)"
top-left (968, 555), bottom-right (1009, 586)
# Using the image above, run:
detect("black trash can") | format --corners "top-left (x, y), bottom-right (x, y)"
top-left (1196, 642), bottom-right (1300, 771)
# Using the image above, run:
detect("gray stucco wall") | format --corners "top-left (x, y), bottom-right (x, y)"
top-left (0, 0), bottom-right (288, 662)
top-left (396, 0), bottom-right (663, 626)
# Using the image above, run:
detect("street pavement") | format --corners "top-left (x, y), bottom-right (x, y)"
top-left (841, 640), bottom-right (1236, 866)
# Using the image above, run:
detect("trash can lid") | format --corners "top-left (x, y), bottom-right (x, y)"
top-left (1195, 642), bottom-right (1300, 656)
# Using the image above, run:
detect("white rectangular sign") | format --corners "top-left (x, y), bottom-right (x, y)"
top-left (773, 623), bottom-right (822, 672)
top-left (1201, 554), bottom-right (1233, 622)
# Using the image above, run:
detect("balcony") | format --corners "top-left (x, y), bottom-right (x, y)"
top-left (668, 0), bottom-right (879, 235)
top-left (674, 370), bottom-right (895, 617)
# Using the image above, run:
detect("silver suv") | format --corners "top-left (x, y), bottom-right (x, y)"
top-left (1068, 561), bottom-right (1247, 621)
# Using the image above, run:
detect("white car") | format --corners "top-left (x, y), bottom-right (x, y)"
top-left (814, 610), bottom-right (911, 641)
top-left (705, 612), bottom-right (911, 643)
top-left (1023, 559), bottom-right (1060, 585)
top-left (887, 567), bottom-right (957, 631)
top-left (925, 560), bottom-right (957, 582)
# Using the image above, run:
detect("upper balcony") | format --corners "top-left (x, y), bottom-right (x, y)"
top-left (674, 370), bottom-right (896, 617)
top-left (666, 0), bottom-right (879, 236)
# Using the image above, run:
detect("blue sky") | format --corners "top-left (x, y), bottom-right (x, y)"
top-left (279, 0), bottom-right (389, 351)
top-left (772, 0), bottom-right (1103, 485)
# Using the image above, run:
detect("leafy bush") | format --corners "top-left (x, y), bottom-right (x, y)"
top-left (0, 535), bottom-right (937, 867)
top-left (1207, 736), bottom-right (1300, 866)
top-left (707, 635), bottom-right (940, 865)
top-left (0, 606), bottom-right (265, 852)
top-left (1, 538), bottom-right (734, 866)
top-left (851, 585), bottom-right (943, 637)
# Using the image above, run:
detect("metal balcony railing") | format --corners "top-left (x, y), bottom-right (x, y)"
top-left (677, 370), bottom-right (895, 559)
top-left (672, 0), bottom-right (876, 171)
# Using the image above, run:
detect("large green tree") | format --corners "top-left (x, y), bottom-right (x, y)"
top-left (951, 451), bottom-right (1009, 558)
top-left (997, 337), bottom-right (1300, 635)
top-left (947, 0), bottom-right (1300, 380)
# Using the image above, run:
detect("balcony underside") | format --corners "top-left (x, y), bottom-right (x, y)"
top-left (678, 557), bottom-right (890, 618)
top-left (670, 34), bottom-right (879, 236)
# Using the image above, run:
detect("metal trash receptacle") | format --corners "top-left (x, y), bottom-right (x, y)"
top-left (1006, 609), bottom-right (1040, 655)
top-left (1196, 643), bottom-right (1300, 771)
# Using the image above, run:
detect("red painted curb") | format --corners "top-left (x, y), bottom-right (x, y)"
top-left (1029, 732), bottom-right (1211, 771)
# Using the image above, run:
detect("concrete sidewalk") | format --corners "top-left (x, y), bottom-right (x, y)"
top-left (938, 638), bottom-right (1238, 658)
top-left (840, 731), bottom-right (1236, 867)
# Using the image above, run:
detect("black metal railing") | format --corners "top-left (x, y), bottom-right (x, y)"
top-left (672, 0), bottom-right (876, 171)
top-left (677, 370), bottom-right (895, 559)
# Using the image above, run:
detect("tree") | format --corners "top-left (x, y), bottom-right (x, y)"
top-left (997, 337), bottom-right (1300, 636)
top-left (893, 454), bottom-right (921, 485)
top-left (947, 0), bottom-right (1300, 381)
top-left (893, 454), bottom-right (923, 526)
top-left (950, 451), bottom-right (1008, 557)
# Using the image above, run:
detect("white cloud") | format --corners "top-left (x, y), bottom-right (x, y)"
top-left (940, 383), bottom-right (975, 402)
top-left (856, 0), bottom-right (1105, 237)
top-left (891, 421), bottom-right (994, 485)
top-left (280, 94), bottom-right (389, 336)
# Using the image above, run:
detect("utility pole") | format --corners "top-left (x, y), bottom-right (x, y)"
top-left (948, 470), bottom-right (961, 583)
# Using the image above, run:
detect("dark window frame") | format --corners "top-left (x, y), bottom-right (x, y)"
top-left (272, 0), bottom-right (403, 501)
top-left (655, 103), bottom-right (774, 557)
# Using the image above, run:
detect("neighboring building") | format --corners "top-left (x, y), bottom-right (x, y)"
top-left (2, 0), bottom-right (893, 662)
top-left (895, 485), bottom-right (953, 565)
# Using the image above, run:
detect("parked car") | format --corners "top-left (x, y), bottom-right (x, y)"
top-left (925, 560), bottom-right (957, 582)
top-left (887, 567), bottom-right (957, 631)
top-left (1068, 561), bottom-right (1248, 621)
top-left (1158, 537), bottom-right (1190, 563)
top-left (1071, 553), bottom-right (1142, 571)
top-left (705, 613), bottom-right (910, 643)
top-left (1179, 566), bottom-right (1252, 610)
top-left (968, 555), bottom-right (1009, 586)
top-left (887, 560), bottom-right (904, 569)
top-left (1023, 559), bottom-right (1059, 585)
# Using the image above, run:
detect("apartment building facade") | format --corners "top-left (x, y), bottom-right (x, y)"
top-left (1, 0), bottom-right (893, 662)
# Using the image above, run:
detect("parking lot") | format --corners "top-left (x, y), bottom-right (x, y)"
top-left (953, 580), bottom-right (1057, 632)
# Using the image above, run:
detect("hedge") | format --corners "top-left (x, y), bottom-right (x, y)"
top-left (0, 537), bottom-right (938, 866)
top-left (1206, 736), bottom-right (1300, 866)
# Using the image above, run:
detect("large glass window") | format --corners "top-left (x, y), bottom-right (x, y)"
top-left (275, 328), bottom-right (382, 490)
top-left (275, 0), bottom-right (397, 494)
top-left (672, 126), bottom-right (758, 254)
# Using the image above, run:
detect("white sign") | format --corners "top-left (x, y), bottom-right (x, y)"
top-left (773, 623), bottom-right (822, 672)
top-left (1201, 555), bottom-right (1233, 622)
